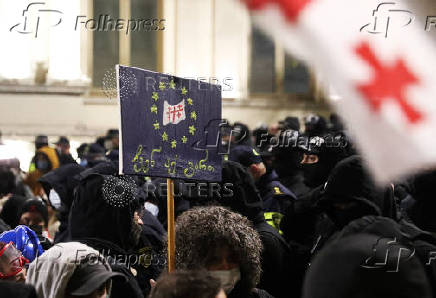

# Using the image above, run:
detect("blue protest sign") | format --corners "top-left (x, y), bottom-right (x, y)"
top-left (117, 65), bottom-right (222, 181)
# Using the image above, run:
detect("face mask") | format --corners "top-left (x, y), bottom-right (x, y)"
top-left (144, 202), bottom-right (159, 217)
top-left (49, 189), bottom-right (61, 210)
top-left (35, 160), bottom-right (49, 171)
top-left (104, 139), bottom-right (113, 151)
top-left (209, 268), bottom-right (241, 294)
top-left (302, 162), bottom-right (330, 188)
top-left (79, 159), bottom-right (88, 167)
top-left (29, 224), bottom-right (43, 236)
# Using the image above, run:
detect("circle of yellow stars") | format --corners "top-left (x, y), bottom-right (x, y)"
top-left (150, 79), bottom-right (197, 150)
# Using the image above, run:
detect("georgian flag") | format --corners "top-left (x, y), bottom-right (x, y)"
top-left (163, 100), bottom-right (186, 126)
top-left (241, 0), bottom-right (436, 183)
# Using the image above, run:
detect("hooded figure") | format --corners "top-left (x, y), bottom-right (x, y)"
top-left (272, 133), bottom-right (310, 198)
top-left (299, 134), bottom-right (349, 189)
top-left (281, 155), bottom-right (398, 296)
top-left (218, 161), bottom-right (296, 298)
top-left (68, 166), bottom-right (144, 298)
top-left (0, 195), bottom-right (27, 228)
top-left (319, 155), bottom-right (398, 229)
top-left (26, 242), bottom-right (123, 298)
top-left (38, 164), bottom-right (85, 243)
top-left (174, 206), bottom-right (273, 298)
top-left (302, 233), bottom-right (432, 298)
top-left (279, 135), bottom-right (350, 246)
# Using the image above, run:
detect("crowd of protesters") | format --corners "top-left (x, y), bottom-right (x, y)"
top-left (0, 113), bottom-right (435, 298)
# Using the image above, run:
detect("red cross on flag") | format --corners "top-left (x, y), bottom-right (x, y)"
top-left (241, 0), bottom-right (436, 183)
top-left (163, 100), bottom-right (186, 126)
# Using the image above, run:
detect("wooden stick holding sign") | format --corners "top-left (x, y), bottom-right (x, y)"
top-left (117, 65), bottom-right (222, 273)
top-left (167, 178), bottom-right (175, 272)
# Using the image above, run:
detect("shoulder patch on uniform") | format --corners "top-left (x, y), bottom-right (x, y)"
top-left (274, 186), bottom-right (284, 195)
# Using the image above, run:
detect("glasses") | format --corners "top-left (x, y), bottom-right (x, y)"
top-left (0, 242), bottom-right (29, 279)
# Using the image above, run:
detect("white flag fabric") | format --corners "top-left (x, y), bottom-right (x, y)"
top-left (163, 100), bottom-right (186, 126)
top-left (241, 0), bottom-right (436, 183)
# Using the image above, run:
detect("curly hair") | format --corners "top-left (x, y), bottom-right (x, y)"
top-left (173, 206), bottom-right (262, 295)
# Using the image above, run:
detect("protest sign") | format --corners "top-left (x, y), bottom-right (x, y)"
top-left (117, 65), bottom-right (222, 181)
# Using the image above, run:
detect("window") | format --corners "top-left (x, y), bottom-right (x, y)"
top-left (249, 27), bottom-right (275, 93)
top-left (248, 22), bottom-right (313, 98)
top-left (0, 0), bottom-right (160, 92)
top-left (92, 0), bottom-right (120, 88)
top-left (0, 0), bottom-right (84, 85)
top-left (92, 0), bottom-right (160, 89)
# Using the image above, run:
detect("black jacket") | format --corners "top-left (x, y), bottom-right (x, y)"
top-left (0, 281), bottom-right (37, 298)
top-left (56, 151), bottom-right (77, 166)
top-left (279, 173), bottom-right (310, 198)
top-left (326, 215), bottom-right (436, 298)
top-left (405, 170), bottom-right (436, 233)
top-left (303, 231), bottom-right (432, 298)
top-left (253, 213), bottom-right (296, 298)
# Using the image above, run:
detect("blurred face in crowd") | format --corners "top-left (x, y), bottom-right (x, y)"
top-left (301, 153), bottom-right (319, 165)
top-left (249, 162), bottom-right (267, 182)
top-left (301, 153), bottom-right (332, 188)
top-left (0, 242), bottom-right (28, 283)
top-left (57, 143), bottom-right (70, 155)
top-left (134, 211), bottom-right (144, 226)
top-left (35, 153), bottom-right (51, 173)
top-left (111, 136), bottom-right (119, 148)
top-left (4, 270), bottom-right (26, 283)
top-left (128, 210), bottom-right (144, 248)
top-left (206, 246), bottom-right (239, 271)
top-left (19, 211), bottom-right (45, 229)
top-left (206, 246), bottom-right (241, 295)
top-left (269, 123), bottom-right (280, 136)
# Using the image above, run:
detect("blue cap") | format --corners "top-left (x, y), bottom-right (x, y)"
top-left (0, 225), bottom-right (44, 262)
top-left (228, 145), bottom-right (263, 167)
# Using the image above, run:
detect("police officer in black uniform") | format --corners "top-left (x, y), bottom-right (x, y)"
top-left (229, 145), bottom-right (297, 234)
